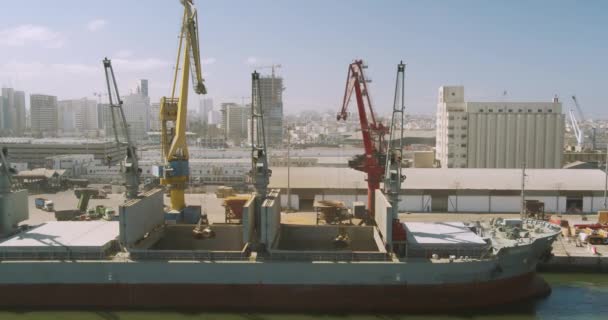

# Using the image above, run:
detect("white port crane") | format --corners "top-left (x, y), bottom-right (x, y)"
top-left (571, 95), bottom-right (597, 150)
top-left (568, 108), bottom-right (584, 150)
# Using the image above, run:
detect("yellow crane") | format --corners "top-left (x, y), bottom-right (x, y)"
top-left (159, 0), bottom-right (206, 211)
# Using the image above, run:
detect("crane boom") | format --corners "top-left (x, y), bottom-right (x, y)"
top-left (337, 60), bottom-right (387, 217)
top-left (248, 71), bottom-right (272, 248)
top-left (572, 95), bottom-right (585, 122)
top-left (250, 71), bottom-right (271, 197)
top-left (160, 0), bottom-right (206, 211)
top-left (569, 108), bottom-right (584, 149)
top-left (102, 58), bottom-right (141, 199)
top-left (384, 62), bottom-right (406, 214)
top-left (383, 62), bottom-right (408, 250)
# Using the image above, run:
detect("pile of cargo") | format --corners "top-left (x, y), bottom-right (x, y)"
top-left (314, 200), bottom-right (353, 225)
top-left (223, 196), bottom-right (250, 223)
top-left (215, 186), bottom-right (236, 198)
top-left (554, 211), bottom-right (608, 245)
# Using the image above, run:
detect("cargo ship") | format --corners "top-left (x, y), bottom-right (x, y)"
top-left (0, 187), bottom-right (560, 312)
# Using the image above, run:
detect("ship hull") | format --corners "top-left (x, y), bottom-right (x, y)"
top-left (0, 272), bottom-right (549, 312)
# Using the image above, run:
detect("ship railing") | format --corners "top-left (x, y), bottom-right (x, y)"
top-left (404, 245), bottom-right (493, 261)
top-left (260, 251), bottom-right (391, 262)
top-left (127, 249), bottom-right (251, 261)
top-left (0, 249), bottom-right (109, 261)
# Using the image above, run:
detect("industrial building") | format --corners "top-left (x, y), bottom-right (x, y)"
top-left (436, 86), bottom-right (564, 169)
top-left (0, 138), bottom-right (126, 168)
top-left (46, 154), bottom-right (96, 177)
top-left (30, 94), bottom-right (59, 137)
top-left (269, 167), bottom-right (607, 213)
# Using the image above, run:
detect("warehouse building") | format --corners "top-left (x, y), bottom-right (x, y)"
top-left (0, 138), bottom-right (126, 168)
top-left (269, 167), bottom-right (607, 213)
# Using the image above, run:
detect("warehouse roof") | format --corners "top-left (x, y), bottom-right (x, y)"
top-left (15, 168), bottom-right (66, 179)
top-left (404, 222), bottom-right (486, 245)
top-left (269, 167), bottom-right (606, 191)
top-left (0, 221), bottom-right (118, 249)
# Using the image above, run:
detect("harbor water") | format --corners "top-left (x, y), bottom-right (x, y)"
top-left (0, 273), bottom-right (605, 320)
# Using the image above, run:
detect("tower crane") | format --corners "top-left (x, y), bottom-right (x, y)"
top-left (102, 58), bottom-right (141, 199)
top-left (383, 62), bottom-right (407, 251)
top-left (337, 60), bottom-right (388, 217)
top-left (159, 0), bottom-right (207, 212)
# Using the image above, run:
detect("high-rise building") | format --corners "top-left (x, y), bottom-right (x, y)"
top-left (99, 103), bottom-right (120, 139)
top-left (1, 88), bottom-right (14, 133)
top-left (96, 103), bottom-right (105, 129)
top-left (0, 98), bottom-right (3, 133)
top-left (149, 102), bottom-right (161, 131)
top-left (57, 100), bottom-right (77, 133)
top-left (1, 88), bottom-right (25, 135)
top-left (14, 91), bottom-right (26, 136)
top-left (208, 109), bottom-right (221, 125)
top-left (58, 98), bottom-right (98, 133)
top-left (199, 98), bottom-right (213, 124)
top-left (220, 102), bottom-right (249, 143)
top-left (30, 94), bottom-right (59, 137)
top-left (121, 93), bottom-right (150, 142)
top-left (259, 75), bottom-right (284, 146)
top-left (137, 79), bottom-right (149, 97)
top-left (435, 86), bottom-right (564, 169)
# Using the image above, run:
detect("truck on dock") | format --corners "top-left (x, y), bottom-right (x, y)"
top-left (34, 198), bottom-right (54, 212)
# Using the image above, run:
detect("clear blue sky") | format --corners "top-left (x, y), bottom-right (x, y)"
top-left (0, 0), bottom-right (606, 117)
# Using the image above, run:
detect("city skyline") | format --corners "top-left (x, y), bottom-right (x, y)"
top-left (0, 1), bottom-right (607, 117)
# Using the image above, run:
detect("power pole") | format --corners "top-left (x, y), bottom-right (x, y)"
top-left (604, 143), bottom-right (608, 209)
top-left (286, 126), bottom-right (292, 211)
top-left (520, 161), bottom-right (526, 219)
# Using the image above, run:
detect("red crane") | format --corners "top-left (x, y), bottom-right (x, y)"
top-left (337, 60), bottom-right (388, 217)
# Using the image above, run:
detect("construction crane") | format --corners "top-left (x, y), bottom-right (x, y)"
top-left (159, 0), bottom-right (207, 212)
top-left (102, 58), bottom-right (141, 199)
top-left (254, 64), bottom-right (282, 79)
top-left (337, 60), bottom-right (388, 217)
top-left (383, 61), bottom-right (407, 252)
